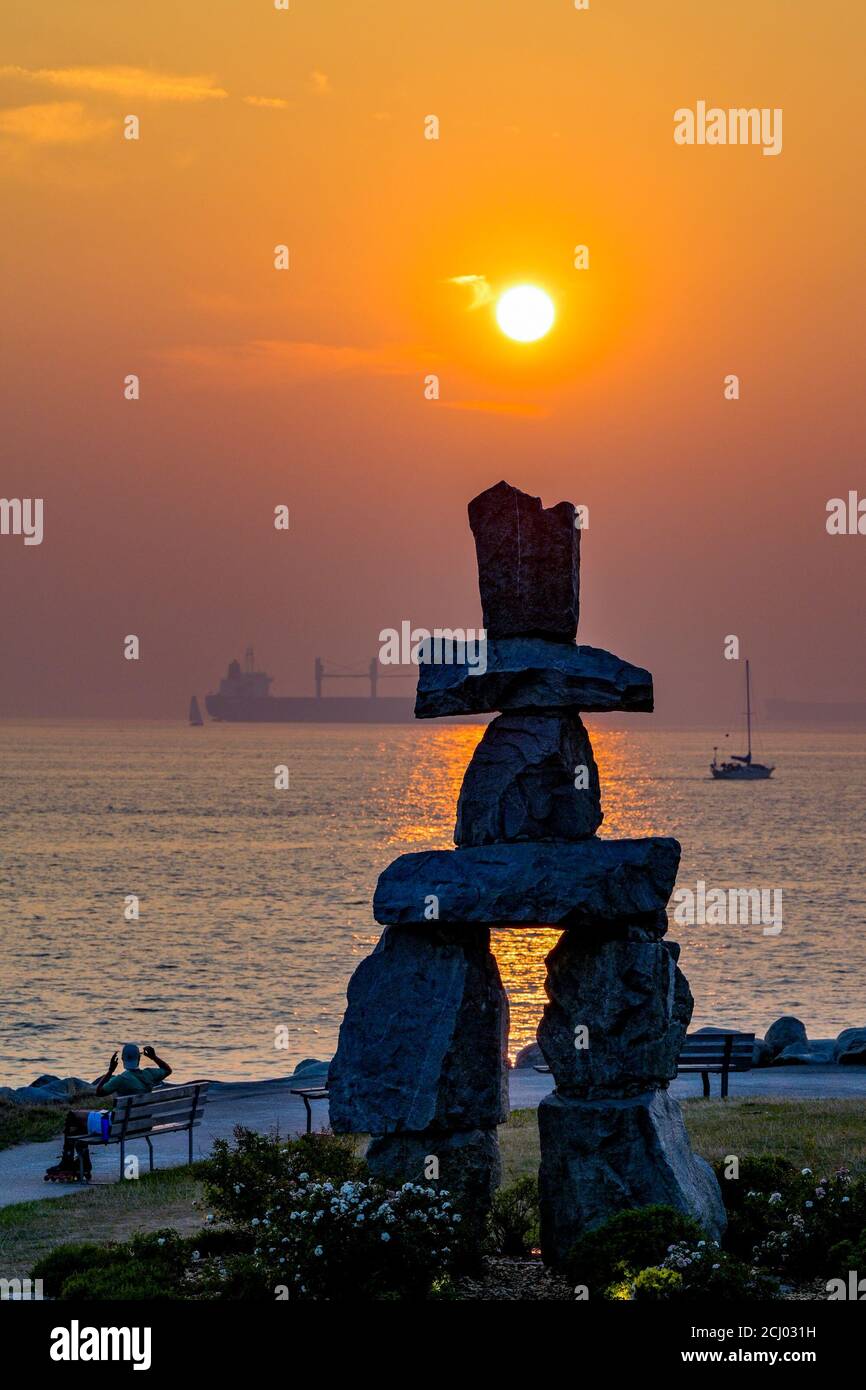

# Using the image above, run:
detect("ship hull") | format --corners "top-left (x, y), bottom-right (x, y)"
top-left (205, 694), bottom-right (418, 723)
top-left (710, 764), bottom-right (774, 780)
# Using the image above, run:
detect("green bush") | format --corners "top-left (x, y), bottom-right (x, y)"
top-left (32, 1241), bottom-right (119, 1298)
top-left (660, 1240), bottom-right (779, 1300)
top-left (203, 1126), bottom-right (365, 1225)
top-left (60, 1265), bottom-right (178, 1301)
top-left (714, 1154), bottom-right (797, 1210)
top-left (252, 1177), bottom-right (466, 1301)
top-left (630, 1266), bottom-right (684, 1300)
top-left (489, 1176), bottom-right (539, 1257)
top-left (566, 1205), bottom-right (703, 1298)
top-left (749, 1168), bottom-right (866, 1277)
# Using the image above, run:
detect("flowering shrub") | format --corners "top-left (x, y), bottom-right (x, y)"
top-left (204, 1126), bottom-right (365, 1225)
top-left (654, 1239), bottom-right (778, 1300)
top-left (250, 1177), bottom-right (465, 1300)
top-left (749, 1168), bottom-right (866, 1277)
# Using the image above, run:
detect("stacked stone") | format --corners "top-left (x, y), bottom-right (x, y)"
top-left (329, 481), bottom-right (725, 1258)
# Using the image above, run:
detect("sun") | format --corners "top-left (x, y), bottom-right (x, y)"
top-left (495, 285), bottom-right (555, 343)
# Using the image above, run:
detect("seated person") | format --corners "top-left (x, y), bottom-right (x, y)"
top-left (45, 1043), bottom-right (172, 1182)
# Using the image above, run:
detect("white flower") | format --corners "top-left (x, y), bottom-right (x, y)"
top-left (298, 1172), bottom-right (310, 1182)
top-left (381, 1232), bottom-right (391, 1242)
top-left (251, 1218), bottom-right (260, 1227)
top-left (206, 1214), bottom-right (214, 1223)
top-left (191, 1250), bottom-right (200, 1262)
top-left (314, 1246), bottom-right (323, 1256)
top-left (801, 1168), bottom-right (812, 1176)
top-left (768, 1192), bottom-right (782, 1203)
top-left (157, 1238), bottom-right (165, 1246)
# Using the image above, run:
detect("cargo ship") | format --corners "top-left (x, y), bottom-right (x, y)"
top-left (205, 648), bottom-right (417, 723)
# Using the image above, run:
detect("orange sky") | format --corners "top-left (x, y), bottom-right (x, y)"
top-left (1, 0), bottom-right (864, 721)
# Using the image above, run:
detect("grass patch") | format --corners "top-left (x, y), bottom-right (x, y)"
top-left (499, 1099), bottom-right (866, 1182)
top-left (0, 1095), bottom-right (95, 1152)
top-left (6, 1100), bottom-right (866, 1285)
top-left (0, 1166), bottom-right (208, 1280)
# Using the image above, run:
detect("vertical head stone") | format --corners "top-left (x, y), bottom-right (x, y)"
top-left (468, 480), bottom-right (580, 642)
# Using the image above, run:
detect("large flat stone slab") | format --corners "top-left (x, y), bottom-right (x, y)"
top-left (538, 1089), bottom-right (726, 1266)
top-left (415, 639), bottom-right (653, 718)
top-left (468, 480), bottom-right (580, 642)
top-left (373, 837), bottom-right (680, 927)
top-left (455, 713), bottom-right (602, 845)
top-left (327, 925), bottom-right (508, 1133)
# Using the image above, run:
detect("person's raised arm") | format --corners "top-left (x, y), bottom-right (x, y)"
top-left (95, 1051), bottom-right (119, 1095)
top-left (142, 1045), bottom-right (172, 1078)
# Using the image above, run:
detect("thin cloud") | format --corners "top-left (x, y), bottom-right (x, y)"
top-left (243, 96), bottom-right (290, 110)
top-left (0, 64), bottom-right (228, 103)
top-left (448, 274), bottom-right (495, 309)
top-left (158, 338), bottom-right (422, 385)
top-left (308, 71), bottom-right (331, 95)
top-left (0, 101), bottom-right (112, 144)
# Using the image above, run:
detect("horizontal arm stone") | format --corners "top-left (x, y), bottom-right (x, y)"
top-left (373, 836), bottom-right (681, 927)
top-left (414, 639), bottom-right (653, 718)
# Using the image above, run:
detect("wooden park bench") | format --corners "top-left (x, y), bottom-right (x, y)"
top-left (677, 1032), bottom-right (755, 1098)
top-left (290, 1084), bottom-right (329, 1135)
top-left (76, 1082), bottom-right (209, 1180)
top-left (533, 1031), bottom-right (755, 1099)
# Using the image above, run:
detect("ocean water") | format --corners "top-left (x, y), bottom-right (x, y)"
top-left (1, 720), bottom-right (864, 1085)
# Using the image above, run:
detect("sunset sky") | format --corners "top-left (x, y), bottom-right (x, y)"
top-left (2, 0), bottom-right (864, 722)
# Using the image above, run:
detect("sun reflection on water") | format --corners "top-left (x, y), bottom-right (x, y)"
top-left (377, 721), bottom-right (661, 1062)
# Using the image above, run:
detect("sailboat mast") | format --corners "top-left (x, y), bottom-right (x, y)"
top-left (745, 659), bottom-right (752, 761)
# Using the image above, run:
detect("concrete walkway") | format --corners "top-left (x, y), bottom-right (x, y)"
top-left (2, 1066), bottom-right (865, 1210)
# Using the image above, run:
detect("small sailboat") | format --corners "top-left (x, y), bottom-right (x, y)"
top-left (710, 660), bottom-right (774, 779)
top-left (189, 695), bottom-right (204, 727)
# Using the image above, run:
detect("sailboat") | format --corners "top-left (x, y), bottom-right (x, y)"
top-left (189, 696), bottom-right (204, 727)
top-left (710, 660), bottom-right (774, 779)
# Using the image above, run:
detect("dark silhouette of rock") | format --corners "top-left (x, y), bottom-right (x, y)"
top-left (537, 936), bottom-right (692, 1097)
top-left (327, 925), bottom-right (508, 1134)
top-left (468, 481), bottom-right (580, 641)
top-left (373, 837), bottom-right (681, 927)
top-left (416, 638), bottom-right (653, 719)
top-left (773, 1040), bottom-right (836, 1066)
top-left (455, 713), bottom-right (602, 845)
top-left (764, 1016), bottom-right (807, 1057)
top-left (514, 1041), bottom-right (545, 1069)
top-left (538, 1089), bottom-right (726, 1266)
top-left (835, 1028), bottom-right (866, 1064)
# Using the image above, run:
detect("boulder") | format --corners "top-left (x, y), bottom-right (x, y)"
top-left (468, 480), bottom-right (580, 642)
top-left (764, 1016), bottom-right (807, 1057)
top-left (454, 713), bottom-right (602, 845)
top-left (537, 936), bottom-right (692, 1097)
top-left (752, 1039), bottom-right (774, 1067)
top-left (538, 1089), bottom-right (727, 1266)
top-left (327, 925), bottom-right (508, 1134)
top-left (415, 638), bottom-right (653, 719)
top-left (514, 1041), bottom-right (545, 1069)
top-left (835, 1028), bottom-right (866, 1065)
top-left (365, 1128), bottom-right (501, 1222)
top-left (291, 1058), bottom-right (331, 1080)
top-left (773, 1041), bottom-right (836, 1066)
top-left (373, 837), bottom-right (681, 927)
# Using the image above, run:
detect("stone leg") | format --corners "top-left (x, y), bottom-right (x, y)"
top-left (366, 1128), bottom-right (501, 1223)
top-left (538, 1089), bottom-right (726, 1267)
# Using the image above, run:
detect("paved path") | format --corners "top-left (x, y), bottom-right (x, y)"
top-left (3, 1067), bottom-right (865, 1210)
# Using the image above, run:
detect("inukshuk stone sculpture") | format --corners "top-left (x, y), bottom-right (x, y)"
top-left (329, 480), bottom-right (725, 1261)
